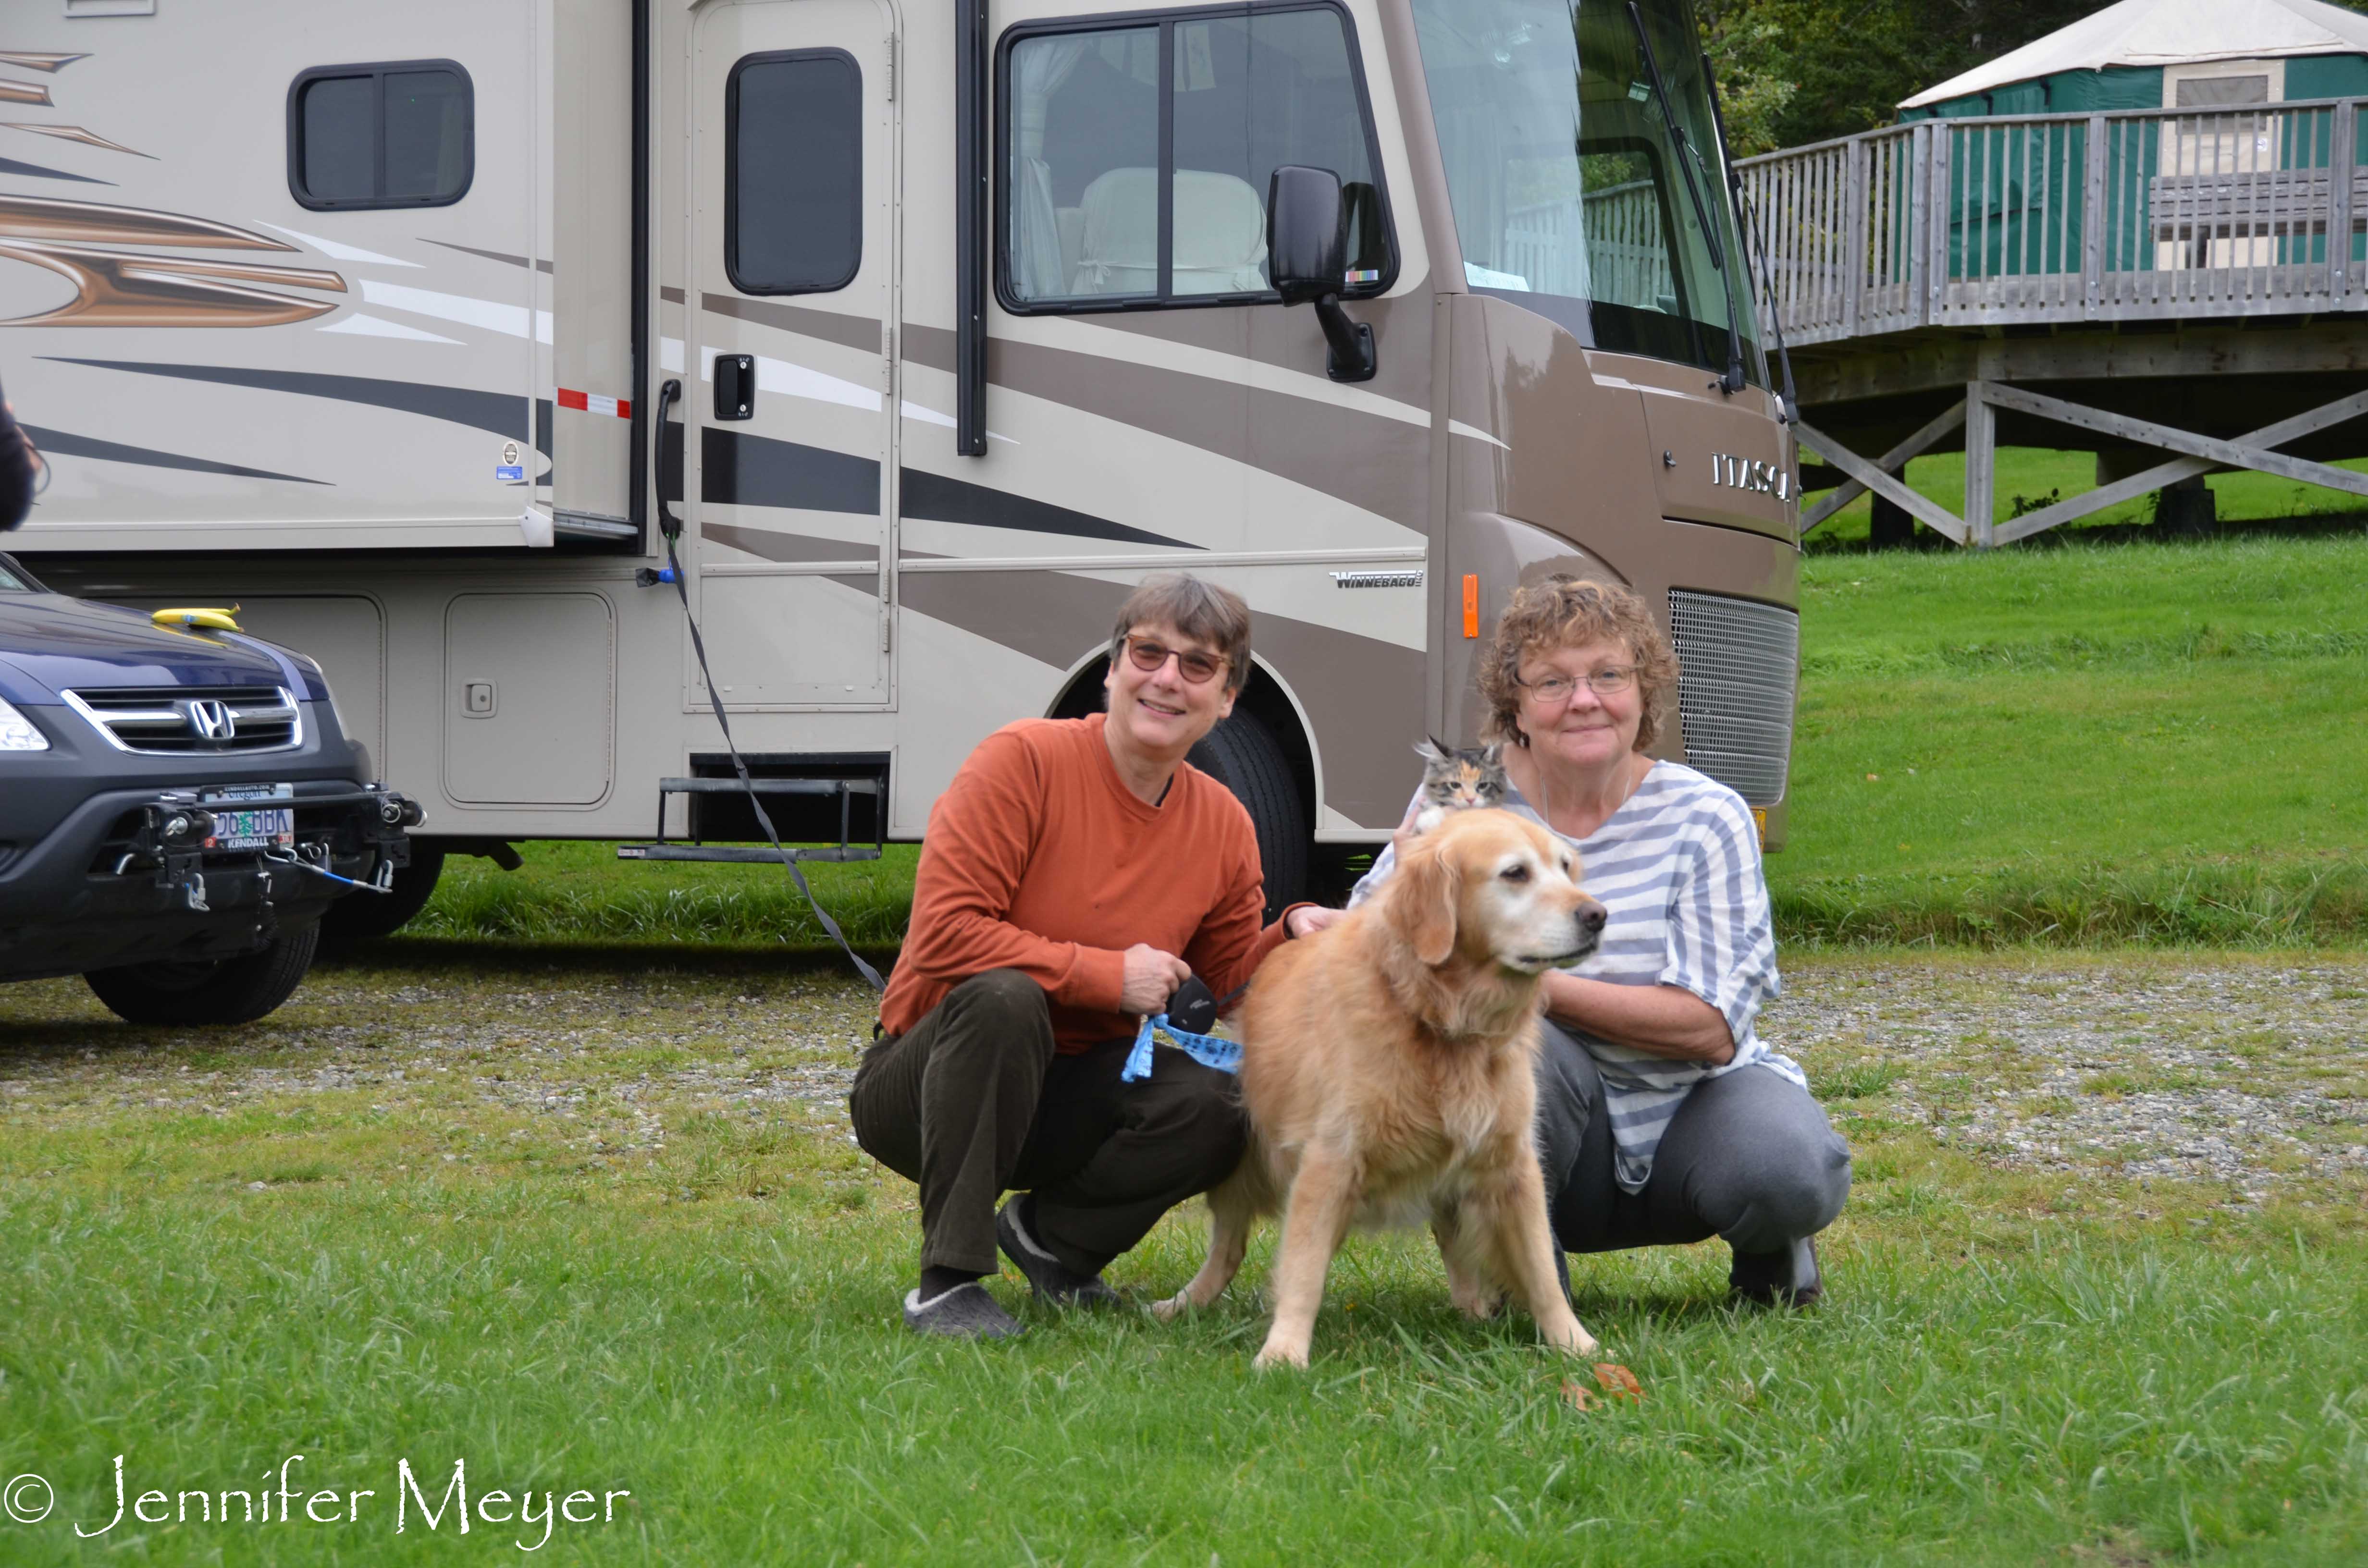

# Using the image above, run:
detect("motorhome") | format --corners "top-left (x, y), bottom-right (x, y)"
top-left (0, 0), bottom-right (1799, 922)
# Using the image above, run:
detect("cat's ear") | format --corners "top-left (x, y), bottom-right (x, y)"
top-left (1480, 742), bottom-right (1504, 764)
top-left (1414, 736), bottom-right (1448, 762)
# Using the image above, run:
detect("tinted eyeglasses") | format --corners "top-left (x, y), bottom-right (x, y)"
top-left (1517, 667), bottom-right (1637, 702)
top-left (1122, 636), bottom-right (1229, 685)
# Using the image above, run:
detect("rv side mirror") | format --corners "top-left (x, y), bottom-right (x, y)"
top-left (1266, 164), bottom-right (1376, 384)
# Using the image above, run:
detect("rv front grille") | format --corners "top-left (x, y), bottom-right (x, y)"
top-left (61, 685), bottom-right (303, 755)
top-left (1666, 590), bottom-right (1797, 806)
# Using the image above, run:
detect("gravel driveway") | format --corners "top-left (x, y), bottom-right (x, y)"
top-left (2, 952), bottom-right (2362, 1207)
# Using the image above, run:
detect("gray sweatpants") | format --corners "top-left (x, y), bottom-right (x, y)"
top-left (1532, 1020), bottom-right (1851, 1263)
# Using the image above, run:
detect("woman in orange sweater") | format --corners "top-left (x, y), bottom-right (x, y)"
top-left (854, 574), bottom-right (1319, 1339)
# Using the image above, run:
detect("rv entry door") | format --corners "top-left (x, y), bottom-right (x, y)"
top-left (685, 0), bottom-right (898, 708)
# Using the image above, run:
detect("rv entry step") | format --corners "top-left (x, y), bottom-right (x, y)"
top-left (616, 776), bottom-right (883, 864)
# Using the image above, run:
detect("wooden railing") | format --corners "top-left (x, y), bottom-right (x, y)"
top-left (1737, 98), bottom-right (2368, 345)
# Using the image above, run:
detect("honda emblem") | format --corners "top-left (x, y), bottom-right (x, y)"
top-left (186, 699), bottom-right (236, 741)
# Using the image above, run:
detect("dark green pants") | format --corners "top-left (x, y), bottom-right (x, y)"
top-left (849, 969), bottom-right (1248, 1277)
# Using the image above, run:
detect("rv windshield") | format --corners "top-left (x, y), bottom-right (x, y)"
top-left (1411, 0), bottom-right (1758, 379)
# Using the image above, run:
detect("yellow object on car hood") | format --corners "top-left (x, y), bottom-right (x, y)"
top-left (150, 606), bottom-right (242, 632)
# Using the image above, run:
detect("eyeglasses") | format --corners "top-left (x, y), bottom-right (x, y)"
top-left (1517, 666), bottom-right (1637, 702)
top-left (1123, 636), bottom-right (1229, 685)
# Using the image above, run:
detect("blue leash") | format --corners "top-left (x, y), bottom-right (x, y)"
top-left (1120, 1012), bottom-right (1243, 1081)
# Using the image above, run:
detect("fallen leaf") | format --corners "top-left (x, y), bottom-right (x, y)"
top-left (1594, 1363), bottom-right (1644, 1403)
top-left (1560, 1378), bottom-right (1597, 1411)
top-left (1864, 772), bottom-right (1881, 782)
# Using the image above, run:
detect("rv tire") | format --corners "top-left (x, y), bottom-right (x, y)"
top-left (84, 921), bottom-right (322, 1027)
top-left (318, 843), bottom-right (446, 945)
top-left (1188, 710), bottom-right (1308, 919)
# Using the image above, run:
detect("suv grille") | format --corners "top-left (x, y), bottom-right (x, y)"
top-left (1667, 590), bottom-right (1796, 806)
top-left (61, 685), bottom-right (303, 755)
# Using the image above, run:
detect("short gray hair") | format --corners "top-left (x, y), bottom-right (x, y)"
top-left (1108, 574), bottom-right (1253, 694)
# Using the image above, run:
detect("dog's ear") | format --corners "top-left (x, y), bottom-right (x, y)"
top-left (1390, 837), bottom-right (1460, 966)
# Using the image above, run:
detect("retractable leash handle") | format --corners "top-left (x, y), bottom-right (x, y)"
top-left (644, 377), bottom-right (886, 994)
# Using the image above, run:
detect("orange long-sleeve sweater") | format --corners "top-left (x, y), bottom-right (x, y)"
top-left (879, 714), bottom-right (1297, 1053)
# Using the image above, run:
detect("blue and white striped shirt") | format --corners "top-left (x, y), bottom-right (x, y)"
top-left (1350, 761), bottom-right (1804, 1193)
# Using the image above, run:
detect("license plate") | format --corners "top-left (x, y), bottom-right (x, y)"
top-left (205, 807), bottom-right (293, 850)
top-left (198, 783), bottom-right (295, 850)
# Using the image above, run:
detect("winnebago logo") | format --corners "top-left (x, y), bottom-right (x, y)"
top-left (1330, 570), bottom-right (1424, 589)
top-left (1709, 453), bottom-right (1792, 501)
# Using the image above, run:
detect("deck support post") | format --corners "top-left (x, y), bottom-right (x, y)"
top-left (1963, 381), bottom-right (1997, 548)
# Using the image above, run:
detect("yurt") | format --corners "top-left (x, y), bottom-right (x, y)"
top-left (1899, 0), bottom-right (2368, 120)
top-left (1889, 0), bottom-right (2368, 280)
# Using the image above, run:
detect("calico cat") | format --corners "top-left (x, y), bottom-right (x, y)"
top-left (1411, 736), bottom-right (1507, 833)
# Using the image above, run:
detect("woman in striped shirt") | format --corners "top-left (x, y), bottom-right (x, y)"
top-left (1339, 577), bottom-right (1850, 1307)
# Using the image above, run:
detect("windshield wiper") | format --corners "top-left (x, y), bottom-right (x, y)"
top-left (1626, 1), bottom-right (1745, 395)
top-left (1703, 49), bottom-right (1797, 425)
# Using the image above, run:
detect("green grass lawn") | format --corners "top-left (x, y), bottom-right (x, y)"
top-left (1777, 531), bottom-right (2368, 944)
top-left (2, 951), bottom-right (2363, 1565)
top-left (413, 841), bottom-right (920, 953)
top-left (404, 531), bottom-right (2368, 953)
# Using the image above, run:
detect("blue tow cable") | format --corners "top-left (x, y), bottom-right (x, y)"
top-left (265, 851), bottom-right (388, 894)
top-left (1120, 1013), bottom-right (1243, 1082)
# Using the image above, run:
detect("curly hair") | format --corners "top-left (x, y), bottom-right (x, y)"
top-left (1477, 576), bottom-right (1680, 753)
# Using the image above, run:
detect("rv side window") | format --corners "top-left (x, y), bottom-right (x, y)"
top-left (1000, 4), bottom-right (1394, 311)
top-left (727, 51), bottom-right (863, 295)
top-left (287, 61), bottom-right (473, 210)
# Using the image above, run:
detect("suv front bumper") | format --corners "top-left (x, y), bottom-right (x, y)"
top-left (0, 780), bottom-right (421, 982)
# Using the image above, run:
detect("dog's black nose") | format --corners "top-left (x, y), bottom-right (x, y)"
top-left (1578, 901), bottom-right (1607, 934)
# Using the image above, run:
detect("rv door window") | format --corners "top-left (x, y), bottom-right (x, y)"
top-left (727, 50), bottom-right (863, 295)
top-left (1001, 5), bottom-right (1394, 310)
top-left (287, 61), bottom-right (473, 210)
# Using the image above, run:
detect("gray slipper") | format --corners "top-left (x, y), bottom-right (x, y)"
top-left (997, 1197), bottom-right (1120, 1307)
top-left (902, 1281), bottom-right (1025, 1339)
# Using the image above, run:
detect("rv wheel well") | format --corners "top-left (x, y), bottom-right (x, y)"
top-left (1048, 655), bottom-right (1317, 836)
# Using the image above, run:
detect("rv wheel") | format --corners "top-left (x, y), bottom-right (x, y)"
top-left (318, 843), bottom-right (446, 945)
top-left (1188, 710), bottom-right (1308, 920)
top-left (84, 921), bottom-right (322, 1027)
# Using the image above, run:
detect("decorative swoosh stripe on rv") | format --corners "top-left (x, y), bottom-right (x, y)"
top-left (18, 423), bottom-right (328, 486)
top-left (661, 424), bottom-right (1196, 550)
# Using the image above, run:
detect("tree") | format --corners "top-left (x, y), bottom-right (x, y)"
top-left (1700, 0), bottom-right (2102, 155)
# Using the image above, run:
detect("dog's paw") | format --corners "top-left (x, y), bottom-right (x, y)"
top-left (1544, 1317), bottom-right (1600, 1357)
top-left (1148, 1293), bottom-right (1189, 1323)
top-left (1450, 1283), bottom-right (1504, 1321)
top-left (1252, 1340), bottom-right (1311, 1371)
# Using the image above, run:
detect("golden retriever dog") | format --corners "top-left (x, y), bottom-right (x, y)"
top-left (1153, 808), bottom-right (1608, 1368)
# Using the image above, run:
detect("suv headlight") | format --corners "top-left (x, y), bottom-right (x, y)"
top-left (0, 696), bottom-right (51, 752)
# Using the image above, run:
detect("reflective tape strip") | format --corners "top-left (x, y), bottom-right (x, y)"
top-left (556, 387), bottom-right (632, 419)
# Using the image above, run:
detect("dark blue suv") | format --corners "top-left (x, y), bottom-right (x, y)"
top-left (0, 552), bottom-right (420, 1024)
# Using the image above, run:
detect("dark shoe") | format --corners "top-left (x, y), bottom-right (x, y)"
top-left (902, 1281), bottom-right (1025, 1339)
top-left (1729, 1236), bottom-right (1823, 1309)
top-left (997, 1197), bottom-right (1120, 1307)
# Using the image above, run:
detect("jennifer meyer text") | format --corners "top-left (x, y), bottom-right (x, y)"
top-left (5, 1455), bottom-right (631, 1551)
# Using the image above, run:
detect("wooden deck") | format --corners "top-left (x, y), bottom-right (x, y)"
top-left (1736, 99), bottom-right (2368, 543)
top-left (1738, 98), bottom-right (2368, 342)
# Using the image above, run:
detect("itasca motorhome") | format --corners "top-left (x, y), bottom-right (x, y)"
top-left (1, 0), bottom-right (1799, 922)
